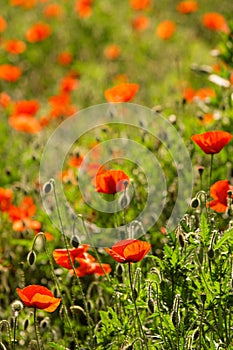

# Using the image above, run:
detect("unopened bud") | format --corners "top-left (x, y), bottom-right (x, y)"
top-left (11, 300), bottom-right (23, 314)
top-left (23, 318), bottom-right (29, 331)
top-left (132, 288), bottom-right (138, 301)
top-left (71, 235), bottom-right (80, 248)
top-left (201, 292), bottom-right (206, 304)
top-left (27, 250), bottom-right (36, 266)
top-left (43, 181), bottom-right (52, 194)
top-left (207, 247), bottom-right (215, 260)
top-left (147, 298), bottom-right (155, 314)
top-left (191, 197), bottom-right (200, 209)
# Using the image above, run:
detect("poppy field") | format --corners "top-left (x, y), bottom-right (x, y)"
top-left (1, 0), bottom-right (233, 349)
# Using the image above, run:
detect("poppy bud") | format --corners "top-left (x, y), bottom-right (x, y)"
top-left (27, 250), bottom-right (36, 266)
top-left (191, 197), bottom-right (200, 209)
top-left (132, 288), bottom-right (138, 301)
top-left (147, 298), bottom-right (155, 314)
top-left (23, 318), bottom-right (29, 331)
top-left (207, 247), bottom-right (215, 260)
top-left (43, 181), bottom-right (52, 194)
top-left (71, 235), bottom-right (80, 248)
top-left (116, 263), bottom-right (124, 277)
top-left (200, 292), bottom-right (206, 304)
top-left (11, 300), bottom-right (24, 313)
top-left (40, 317), bottom-right (49, 330)
top-left (119, 192), bottom-right (130, 209)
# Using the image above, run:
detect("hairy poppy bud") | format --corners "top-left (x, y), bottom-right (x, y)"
top-left (147, 298), bottom-right (155, 314)
top-left (191, 197), bottom-right (200, 209)
top-left (43, 181), bottom-right (52, 194)
top-left (27, 250), bottom-right (36, 266)
top-left (23, 318), bottom-right (29, 331)
top-left (71, 235), bottom-right (80, 248)
top-left (207, 247), bottom-right (215, 260)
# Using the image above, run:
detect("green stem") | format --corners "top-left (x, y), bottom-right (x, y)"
top-left (209, 154), bottom-right (214, 199)
top-left (33, 308), bottom-right (42, 350)
top-left (128, 263), bottom-right (148, 350)
top-left (13, 318), bottom-right (17, 350)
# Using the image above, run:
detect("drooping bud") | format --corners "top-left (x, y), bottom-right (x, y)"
top-left (43, 181), bottom-right (52, 195)
top-left (147, 298), bottom-right (155, 314)
top-left (27, 250), bottom-right (36, 266)
top-left (191, 197), bottom-right (200, 209)
top-left (71, 235), bottom-right (80, 248)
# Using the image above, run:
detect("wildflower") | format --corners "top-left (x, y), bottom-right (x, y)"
top-left (96, 169), bottom-right (129, 195)
top-left (48, 93), bottom-right (76, 118)
top-left (43, 3), bottom-right (63, 18)
top-left (9, 116), bottom-right (42, 134)
top-left (0, 188), bottom-right (13, 212)
top-left (176, 1), bottom-right (198, 14)
top-left (74, 0), bottom-right (93, 18)
top-left (53, 246), bottom-right (90, 269)
top-left (202, 12), bottom-right (229, 33)
top-left (197, 113), bottom-right (214, 125)
top-left (0, 92), bottom-right (11, 108)
top-left (72, 257), bottom-right (112, 277)
top-left (132, 15), bottom-right (150, 32)
top-left (3, 39), bottom-right (26, 55)
top-left (105, 239), bottom-right (151, 263)
top-left (10, 0), bottom-right (37, 8)
top-left (191, 130), bottom-right (232, 154)
top-left (105, 83), bottom-right (139, 102)
top-left (59, 75), bottom-right (79, 94)
top-left (13, 100), bottom-right (40, 116)
top-left (130, 0), bottom-right (151, 11)
top-left (156, 20), bottom-right (176, 40)
top-left (26, 22), bottom-right (51, 43)
top-left (104, 44), bottom-right (121, 60)
top-left (195, 87), bottom-right (216, 101)
top-left (57, 51), bottom-right (73, 65)
top-left (16, 285), bottom-right (61, 312)
top-left (208, 180), bottom-right (233, 213)
top-left (0, 16), bottom-right (7, 33)
top-left (0, 64), bottom-right (22, 82)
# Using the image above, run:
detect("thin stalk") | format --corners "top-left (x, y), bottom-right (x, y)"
top-left (209, 154), bottom-right (214, 198)
top-left (13, 318), bottom-right (17, 350)
top-left (128, 263), bottom-right (149, 350)
top-left (33, 308), bottom-right (42, 350)
top-left (51, 179), bottom-right (94, 347)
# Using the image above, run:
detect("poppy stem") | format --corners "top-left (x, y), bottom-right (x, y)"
top-left (128, 262), bottom-right (149, 350)
top-left (33, 308), bottom-right (43, 350)
top-left (209, 154), bottom-right (214, 199)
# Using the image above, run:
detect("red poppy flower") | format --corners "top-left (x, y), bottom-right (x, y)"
top-left (43, 3), bottom-right (63, 18)
top-left (74, 0), bottom-right (93, 18)
top-left (16, 285), bottom-right (61, 312)
top-left (130, 0), bottom-right (151, 11)
top-left (0, 92), bottom-right (11, 108)
top-left (53, 245), bottom-right (90, 269)
top-left (132, 15), bottom-right (150, 32)
top-left (156, 20), bottom-right (176, 40)
top-left (202, 12), bottom-right (229, 33)
top-left (59, 76), bottom-right (79, 93)
top-left (26, 22), bottom-right (51, 43)
top-left (57, 51), bottom-right (73, 65)
top-left (0, 188), bottom-right (13, 212)
top-left (3, 39), bottom-right (26, 55)
top-left (0, 64), bottom-right (22, 82)
top-left (105, 83), bottom-right (139, 102)
top-left (104, 44), bottom-right (121, 60)
top-left (72, 257), bottom-right (112, 277)
top-left (0, 16), bottom-right (7, 33)
top-left (176, 1), bottom-right (198, 14)
top-left (96, 170), bottom-right (130, 195)
top-left (10, 0), bottom-right (37, 8)
top-left (9, 116), bottom-right (42, 134)
top-left (208, 180), bottom-right (233, 213)
top-left (191, 131), bottom-right (232, 154)
top-left (13, 100), bottom-right (40, 116)
top-left (105, 239), bottom-right (151, 263)
top-left (48, 93), bottom-right (76, 118)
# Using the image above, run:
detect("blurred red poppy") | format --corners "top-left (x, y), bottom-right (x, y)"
top-left (48, 93), bottom-right (76, 118)
top-left (0, 92), bottom-right (11, 108)
top-left (202, 12), bottom-right (229, 33)
top-left (13, 100), bottom-right (40, 116)
top-left (176, 1), bottom-right (198, 14)
top-left (208, 180), bottom-right (233, 213)
top-left (53, 246), bottom-right (90, 269)
top-left (130, 0), bottom-right (151, 11)
top-left (0, 188), bottom-right (13, 212)
top-left (96, 170), bottom-right (129, 195)
top-left (198, 113), bottom-right (214, 126)
top-left (105, 239), bottom-right (151, 263)
top-left (0, 64), bottom-right (22, 82)
top-left (10, 0), bottom-right (37, 8)
top-left (132, 15), bottom-right (150, 32)
top-left (74, 0), bottom-right (93, 18)
top-left (3, 39), bottom-right (26, 55)
top-left (60, 75), bottom-right (79, 93)
top-left (191, 130), bottom-right (232, 154)
top-left (26, 22), bottom-right (51, 43)
top-left (73, 258), bottom-right (112, 277)
top-left (16, 285), bottom-right (61, 312)
top-left (156, 20), bottom-right (176, 40)
top-left (9, 115), bottom-right (42, 134)
top-left (0, 16), bottom-right (7, 33)
top-left (57, 51), bottom-right (73, 65)
top-left (105, 83), bottom-right (139, 102)
top-left (104, 44), bottom-right (121, 60)
top-left (43, 3), bottom-right (63, 18)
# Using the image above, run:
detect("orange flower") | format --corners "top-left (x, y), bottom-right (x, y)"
top-left (73, 258), bottom-right (112, 277)
top-left (10, 0), bottom-right (37, 8)
top-left (0, 188), bottom-right (13, 212)
top-left (13, 100), bottom-right (40, 116)
top-left (9, 115), bottom-right (42, 134)
top-left (16, 285), bottom-right (61, 312)
top-left (191, 130), bottom-right (232, 154)
top-left (0, 92), bottom-right (11, 108)
top-left (0, 16), bottom-right (7, 33)
top-left (96, 169), bottom-right (130, 195)
top-left (3, 39), bottom-right (26, 55)
top-left (104, 44), bottom-right (121, 60)
top-left (208, 180), bottom-right (233, 213)
top-left (0, 64), bottom-right (22, 82)
top-left (130, 0), bottom-right (151, 11)
top-left (105, 83), bottom-right (139, 102)
top-left (195, 87), bottom-right (216, 100)
top-left (105, 239), bottom-right (151, 263)
top-left (183, 87), bottom-right (196, 103)
top-left (74, 0), bottom-right (93, 18)
top-left (26, 22), bottom-right (51, 43)
top-left (68, 155), bottom-right (84, 167)
top-left (43, 3), bottom-right (63, 18)
top-left (132, 15), bottom-right (150, 32)
top-left (176, 1), bottom-right (198, 14)
top-left (53, 246), bottom-right (90, 269)
top-left (48, 93), bottom-right (76, 118)
top-left (156, 20), bottom-right (176, 40)
top-left (202, 12), bottom-right (229, 33)
top-left (57, 51), bottom-right (73, 65)
top-left (60, 75), bottom-right (79, 93)
top-left (198, 113), bottom-right (214, 125)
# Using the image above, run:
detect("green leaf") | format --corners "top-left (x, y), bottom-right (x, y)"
top-left (47, 343), bottom-right (69, 350)
top-left (214, 229), bottom-right (233, 250)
